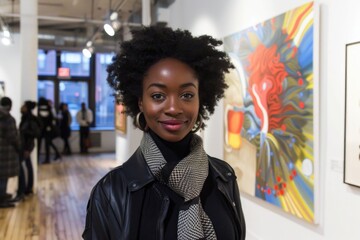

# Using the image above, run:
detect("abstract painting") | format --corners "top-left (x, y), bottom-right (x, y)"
top-left (223, 2), bottom-right (318, 223)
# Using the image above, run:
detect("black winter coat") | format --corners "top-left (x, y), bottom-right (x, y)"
top-left (83, 148), bottom-right (246, 240)
top-left (59, 110), bottom-right (72, 139)
top-left (19, 113), bottom-right (42, 153)
top-left (0, 107), bottom-right (19, 179)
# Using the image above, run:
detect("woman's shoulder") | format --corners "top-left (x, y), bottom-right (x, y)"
top-left (90, 149), bottom-right (150, 197)
top-left (89, 165), bottom-right (129, 200)
top-left (94, 165), bottom-right (128, 188)
top-left (208, 155), bottom-right (236, 177)
top-left (208, 155), bottom-right (232, 169)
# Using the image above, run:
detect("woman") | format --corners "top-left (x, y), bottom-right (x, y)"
top-left (83, 26), bottom-right (246, 240)
top-left (16, 101), bottom-right (41, 199)
top-left (58, 103), bottom-right (72, 155)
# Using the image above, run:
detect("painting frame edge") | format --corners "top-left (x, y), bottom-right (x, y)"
top-left (343, 40), bottom-right (360, 188)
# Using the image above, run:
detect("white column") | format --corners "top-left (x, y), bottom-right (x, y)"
top-left (142, 0), bottom-right (151, 26)
top-left (21, 0), bottom-right (38, 101)
top-left (20, 0), bottom-right (39, 189)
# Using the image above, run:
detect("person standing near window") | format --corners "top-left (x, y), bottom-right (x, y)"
top-left (38, 97), bottom-right (61, 163)
top-left (0, 97), bottom-right (19, 208)
top-left (76, 102), bottom-right (93, 154)
top-left (58, 103), bottom-right (72, 155)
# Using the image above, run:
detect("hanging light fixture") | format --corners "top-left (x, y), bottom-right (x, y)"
top-left (103, 21), bottom-right (115, 37)
top-left (0, 17), bottom-right (13, 46)
top-left (82, 41), bottom-right (94, 58)
top-left (103, 11), bottom-right (121, 37)
top-left (103, 0), bottom-right (121, 37)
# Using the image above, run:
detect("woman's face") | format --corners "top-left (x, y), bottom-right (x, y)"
top-left (139, 58), bottom-right (199, 142)
top-left (20, 104), bottom-right (27, 114)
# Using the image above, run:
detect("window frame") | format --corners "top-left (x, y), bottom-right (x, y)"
top-left (37, 49), bottom-right (114, 131)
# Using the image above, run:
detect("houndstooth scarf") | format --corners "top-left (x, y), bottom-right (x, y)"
top-left (140, 132), bottom-right (217, 240)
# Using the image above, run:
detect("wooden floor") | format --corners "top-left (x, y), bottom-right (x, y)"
top-left (0, 153), bottom-right (118, 240)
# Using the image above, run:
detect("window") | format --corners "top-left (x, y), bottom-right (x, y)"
top-left (95, 53), bottom-right (115, 129)
top-left (37, 49), bottom-right (115, 130)
top-left (38, 50), bottom-right (56, 76)
top-left (38, 80), bottom-right (55, 102)
top-left (59, 81), bottom-right (89, 129)
top-left (60, 51), bottom-right (90, 77)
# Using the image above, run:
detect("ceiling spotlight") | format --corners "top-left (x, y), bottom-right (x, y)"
top-left (1, 36), bottom-right (11, 46)
top-left (82, 41), bottom-right (94, 58)
top-left (104, 22), bottom-right (115, 36)
top-left (110, 12), bottom-right (118, 21)
top-left (103, 11), bottom-right (121, 37)
top-left (2, 27), bottom-right (10, 38)
top-left (0, 19), bottom-right (13, 46)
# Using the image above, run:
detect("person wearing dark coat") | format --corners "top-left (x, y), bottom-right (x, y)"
top-left (37, 97), bottom-right (61, 163)
top-left (0, 97), bottom-right (19, 208)
top-left (83, 26), bottom-right (246, 240)
top-left (58, 102), bottom-right (72, 155)
top-left (12, 100), bottom-right (41, 202)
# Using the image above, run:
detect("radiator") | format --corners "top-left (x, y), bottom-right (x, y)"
top-left (89, 132), bottom-right (101, 148)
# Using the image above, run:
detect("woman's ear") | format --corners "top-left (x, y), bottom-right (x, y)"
top-left (138, 97), bottom-right (143, 112)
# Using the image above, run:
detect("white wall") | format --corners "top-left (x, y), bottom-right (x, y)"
top-left (167, 0), bottom-right (360, 239)
top-left (0, 34), bottom-right (22, 122)
top-left (115, 116), bottom-right (143, 165)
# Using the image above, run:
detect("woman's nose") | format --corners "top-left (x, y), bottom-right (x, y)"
top-left (165, 96), bottom-right (182, 115)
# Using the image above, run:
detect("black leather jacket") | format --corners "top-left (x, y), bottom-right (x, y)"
top-left (83, 148), bottom-right (246, 240)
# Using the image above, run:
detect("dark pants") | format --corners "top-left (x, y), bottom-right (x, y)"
top-left (79, 126), bottom-right (90, 153)
top-left (38, 133), bottom-right (60, 162)
top-left (0, 178), bottom-right (8, 199)
top-left (62, 137), bottom-right (72, 155)
top-left (17, 156), bottom-right (34, 197)
top-left (17, 160), bottom-right (26, 197)
top-left (24, 157), bottom-right (34, 193)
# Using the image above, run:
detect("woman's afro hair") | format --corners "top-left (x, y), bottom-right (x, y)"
top-left (107, 26), bottom-right (233, 129)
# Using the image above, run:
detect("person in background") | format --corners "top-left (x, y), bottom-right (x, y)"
top-left (0, 97), bottom-right (19, 208)
top-left (83, 26), bottom-right (246, 239)
top-left (48, 99), bottom-right (58, 124)
top-left (76, 102), bottom-right (93, 154)
top-left (15, 100), bottom-right (41, 201)
top-left (38, 97), bottom-right (61, 163)
top-left (58, 102), bottom-right (72, 155)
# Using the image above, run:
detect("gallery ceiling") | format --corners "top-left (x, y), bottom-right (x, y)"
top-left (0, 0), bottom-right (173, 52)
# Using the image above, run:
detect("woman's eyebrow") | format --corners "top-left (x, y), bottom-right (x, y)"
top-left (146, 82), bottom-right (166, 90)
top-left (146, 82), bottom-right (197, 90)
top-left (180, 82), bottom-right (197, 89)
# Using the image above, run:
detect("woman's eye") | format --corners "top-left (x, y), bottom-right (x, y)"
top-left (151, 93), bottom-right (164, 101)
top-left (181, 93), bottom-right (194, 100)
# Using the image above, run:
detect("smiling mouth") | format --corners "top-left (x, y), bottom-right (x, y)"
top-left (160, 119), bottom-right (186, 125)
top-left (159, 120), bottom-right (187, 131)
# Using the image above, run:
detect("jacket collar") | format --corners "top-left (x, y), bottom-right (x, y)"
top-left (122, 147), bottom-right (155, 192)
top-left (208, 156), bottom-right (233, 183)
